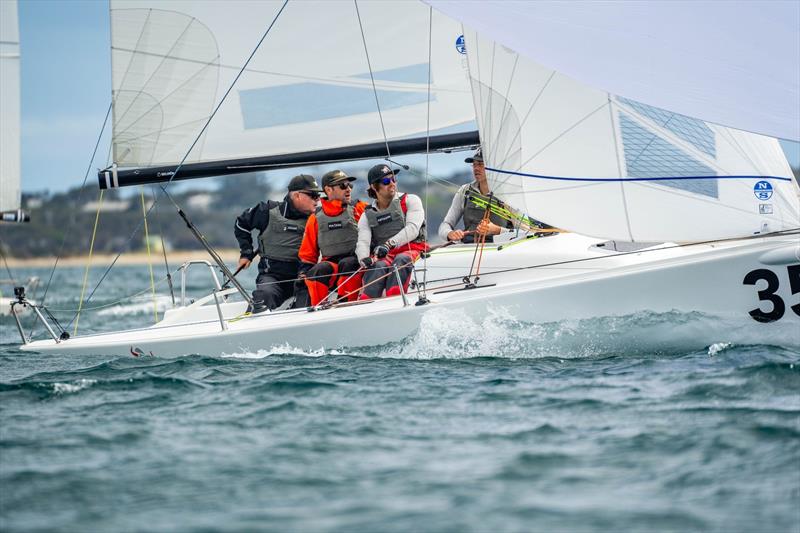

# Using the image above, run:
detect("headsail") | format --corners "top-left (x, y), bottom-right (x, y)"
top-left (427, 0), bottom-right (800, 141)
top-left (103, 0), bottom-right (476, 186)
top-left (462, 27), bottom-right (800, 243)
top-left (0, 0), bottom-right (27, 222)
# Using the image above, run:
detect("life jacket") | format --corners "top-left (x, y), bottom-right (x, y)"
top-left (316, 204), bottom-right (359, 258)
top-left (364, 193), bottom-right (425, 248)
top-left (463, 184), bottom-right (509, 243)
top-left (258, 205), bottom-right (308, 262)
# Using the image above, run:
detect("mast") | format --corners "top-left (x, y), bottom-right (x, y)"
top-left (98, 130), bottom-right (479, 189)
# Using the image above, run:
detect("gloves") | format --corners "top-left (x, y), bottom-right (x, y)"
top-left (360, 257), bottom-right (374, 268)
top-left (373, 244), bottom-right (390, 259)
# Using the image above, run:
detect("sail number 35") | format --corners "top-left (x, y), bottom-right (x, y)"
top-left (742, 265), bottom-right (800, 322)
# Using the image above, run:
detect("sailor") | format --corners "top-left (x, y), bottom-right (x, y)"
top-left (298, 170), bottom-right (369, 306)
top-left (356, 164), bottom-right (428, 300)
top-left (438, 148), bottom-right (514, 243)
top-left (234, 174), bottom-right (320, 313)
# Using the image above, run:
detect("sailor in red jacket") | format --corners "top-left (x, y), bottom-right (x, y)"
top-left (298, 170), bottom-right (368, 306)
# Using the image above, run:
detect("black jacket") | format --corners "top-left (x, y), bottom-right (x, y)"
top-left (234, 195), bottom-right (309, 277)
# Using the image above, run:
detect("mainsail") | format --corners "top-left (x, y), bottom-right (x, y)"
top-left (458, 25), bottom-right (800, 243)
top-left (102, 0), bottom-right (476, 187)
top-left (0, 0), bottom-right (26, 222)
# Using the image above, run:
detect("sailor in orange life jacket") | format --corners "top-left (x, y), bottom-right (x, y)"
top-left (297, 170), bottom-right (368, 306)
top-left (355, 164), bottom-right (428, 300)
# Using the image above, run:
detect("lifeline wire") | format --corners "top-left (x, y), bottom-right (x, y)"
top-left (67, 0), bottom-right (290, 324)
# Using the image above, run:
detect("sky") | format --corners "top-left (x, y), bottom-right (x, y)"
top-left (15, 0), bottom-right (800, 194)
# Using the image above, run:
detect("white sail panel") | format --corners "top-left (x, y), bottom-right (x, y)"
top-left (428, 0), bottom-right (800, 141)
top-left (463, 28), bottom-right (800, 242)
top-left (109, 0), bottom-right (475, 168)
top-left (0, 0), bottom-right (21, 212)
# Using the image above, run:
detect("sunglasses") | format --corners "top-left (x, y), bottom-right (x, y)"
top-left (335, 183), bottom-right (354, 190)
top-left (380, 176), bottom-right (396, 186)
top-left (300, 191), bottom-right (320, 200)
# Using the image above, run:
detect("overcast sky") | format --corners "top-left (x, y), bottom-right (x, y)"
top-left (16, 0), bottom-right (800, 194)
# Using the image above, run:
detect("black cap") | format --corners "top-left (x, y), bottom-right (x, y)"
top-left (321, 169), bottom-right (357, 188)
top-left (287, 174), bottom-right (321, 192)
top-left (367, 164), bottom-right (400, 185)
top-left (465, 148), bottom-right (483, 164)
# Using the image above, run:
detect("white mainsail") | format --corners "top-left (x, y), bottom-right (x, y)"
top-left (109, 0), bottom-right (475, 169)
top-left (0, 0), bottom-right (21, 213)
top-left (460, 26), bottom-right (800, 243)
top-left (426, 0), bottom-right (800, 142)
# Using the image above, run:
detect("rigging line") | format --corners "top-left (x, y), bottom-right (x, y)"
top-left (152, 186), bottom-right (175, 306)
top-left (71, 0), bottom-right (290, 316)
top-left (421, 5), bottom-right (433, 302)
top-left (39, 101), bottom-right (113, 309)
top-left (353, 0), bottom-right (391, 158)
top-left (140, 186), bottom-right (159, 323)
top-left (0, 245), bottom-right (17, 285)
top-left (426, 228), bottom-right (800, 285)
top-left (73, 189), bottom-right (104, 336)
top-left (46, 270), bottom-right (177, 313)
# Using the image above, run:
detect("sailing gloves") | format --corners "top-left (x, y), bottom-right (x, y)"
top-left (373, 244), bottom-right (390, 259)
top-left (360, 257), bottom-right (374, 268)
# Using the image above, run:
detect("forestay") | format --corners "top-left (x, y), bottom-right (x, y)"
top-left (460, 26), bottom-right (800, 243)
top-left (109, 0), bottom-right (474, 169)
top-left (0, 0), bottom-right (21, 213)
top-left (426, 0), bottom-right (800, 142)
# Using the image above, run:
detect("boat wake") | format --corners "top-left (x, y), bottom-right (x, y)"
top-left (220, 306), bottom-right (800, 360)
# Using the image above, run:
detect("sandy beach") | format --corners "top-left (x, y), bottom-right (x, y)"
top-left (4, 249), bottom-right (242, 268)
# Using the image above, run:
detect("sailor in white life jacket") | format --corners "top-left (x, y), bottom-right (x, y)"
top-left (355, 164), bottom-right (428, 300)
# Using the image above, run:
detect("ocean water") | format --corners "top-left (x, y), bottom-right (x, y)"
top-left (1, 265), bottom-right (799, 532)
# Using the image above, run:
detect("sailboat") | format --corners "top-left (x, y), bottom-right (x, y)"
top-left (15, 0), bottom-right (800, 356)
top-left (0, 0), bottom-right (28, 224)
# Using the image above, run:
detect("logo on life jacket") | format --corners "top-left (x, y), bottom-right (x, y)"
top-left (327, 221), bottom-right (344, 230)
top-left (376, 213), bottom-right (393, 225)
top-left (283, 224), bottom-right (299, 232)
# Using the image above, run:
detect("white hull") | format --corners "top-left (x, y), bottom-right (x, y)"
top-left (20, 233), bottom-right (800, 356)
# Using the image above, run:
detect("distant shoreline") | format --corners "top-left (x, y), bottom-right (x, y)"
top-left (4, 249), bottom-right (242, 268)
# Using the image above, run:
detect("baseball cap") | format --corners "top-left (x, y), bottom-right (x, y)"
top-left (367, 164), bottom-right (401, 185)
top-left (321, 169), bottom-right (357, 188)
top-left (287, 174), bottom-right (322, 192)
top-left (464, 148), bottom-right (483, 164)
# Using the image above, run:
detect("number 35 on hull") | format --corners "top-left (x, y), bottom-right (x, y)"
top-left (743, 265), bottom-right (800, 323)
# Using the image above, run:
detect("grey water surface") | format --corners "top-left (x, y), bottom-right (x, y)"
top-left (1, 265), bottom-right (799, 532)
